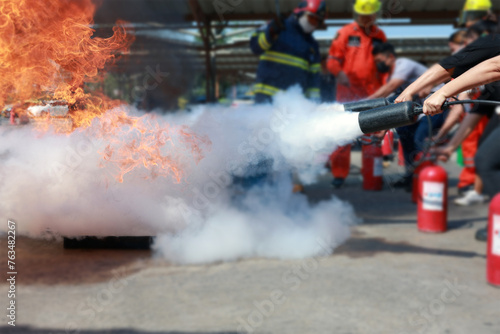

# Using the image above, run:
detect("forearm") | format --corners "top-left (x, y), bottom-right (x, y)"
top-left (327, 57), bottom-right (342, 76)
top-left (435, 104), bottom-right (464, 139)
top-left (368, 79), bottom-right (403, 99)
top-left (447, 113), bottom-right (482, 150)
top-left (396, 64), bottom-right (451, 101)
top-left (437, 56), bottom-right (500, 98)
top-left (368, 86), bottom-right (390, 99)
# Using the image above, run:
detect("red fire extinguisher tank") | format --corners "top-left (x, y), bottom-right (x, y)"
top-left (362, 143), bottom-right (383, 191)
top-left (487, 194), bottom-right (500, 287)
top-left (417, 165), bottom-right (448, 233)
top-left (412, 160), bottom-right (435, 203)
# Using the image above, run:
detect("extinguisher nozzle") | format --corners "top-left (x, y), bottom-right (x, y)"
top-left (343, 98), bottom-right (390, 112)
top-left (358, 101), bottom-right (421, 134)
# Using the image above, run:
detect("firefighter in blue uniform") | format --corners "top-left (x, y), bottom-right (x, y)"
top-left (250, 0), bottom-right (326, 104)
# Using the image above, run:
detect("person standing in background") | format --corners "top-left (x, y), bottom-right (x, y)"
top-left (458, 0), bottom-right (495, 27)
top-left (250, 0), bottom-right (326, 104)
top-left (448, 30), bottom-right (467, 54)
top-left (326, 0), bottom-right (386, 188)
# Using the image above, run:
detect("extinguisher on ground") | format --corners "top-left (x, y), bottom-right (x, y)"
top-left (398, 140), bottom-right (405, 166)
top-left (487, 194), bottom-right (500, 287)
top-left (417, 164), bottom-right (448, 233)
top-left (382, 130), bottom-right (394, 157)
top-left (361, 135), bottom-right (383, 191)
top-left (412, 153), bottom-right (436, 203)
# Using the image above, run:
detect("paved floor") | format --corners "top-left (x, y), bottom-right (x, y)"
top-left (1, 150), bottom-right (498, 334)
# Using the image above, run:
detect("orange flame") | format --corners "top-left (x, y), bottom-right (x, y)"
top-left (0, 0), bottom-right (211, 183)
top-left (0, 0), bottom-right (129, 108)
top-left (96, 110), bottom-right (210, 183)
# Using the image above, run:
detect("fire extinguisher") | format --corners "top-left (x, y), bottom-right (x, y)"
top-left (382, 130), bottom-right (394, 157)
top-left (487, 194), bottom-right (500, 287)
top-left (361, 135), bottom-right (383, 191)
top-left (412, 155), bottom-right (436, 203)
top-left (398, 140), bottom-right (405, 166)
top-left (9, 108), bottom-right (16, 125)
top-left (417, 165), bottom-right (448, 233)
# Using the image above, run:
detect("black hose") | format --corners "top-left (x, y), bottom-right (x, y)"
top-left (445, 99), bottom-right (500, 108)
top-left (412, 99), bottom-right (500, 172)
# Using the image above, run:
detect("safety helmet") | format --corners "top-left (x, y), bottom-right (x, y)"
top-left (463, 0), bottom-right (492, 11)
top-left (458, 0), bottom-right (492, 26)
top-left (294, 0), bottom-right (327, 20)
top-left (353, 0), bottom-right (382, 15)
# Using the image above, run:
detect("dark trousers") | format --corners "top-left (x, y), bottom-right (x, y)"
top-left (476, 126), bottom-right (500, 198)
top-left (254, 93), bottom-right (273, 105)
top-left (396, 112), bottom-right (448, 175)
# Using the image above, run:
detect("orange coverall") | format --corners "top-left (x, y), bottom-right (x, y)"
top-left (458, 115), bottom-right (489, 189)
top-left (327, 22), bottom-right (387, 179)
top-left (327, 22), bottom-right (387, 102)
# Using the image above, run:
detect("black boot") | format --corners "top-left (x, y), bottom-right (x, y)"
top-left (475, 227), bottom-right (488, 242)
top-left (332, 178), bottom-right (345, 189)
top-left (392, 175), bottom-right (412, 192)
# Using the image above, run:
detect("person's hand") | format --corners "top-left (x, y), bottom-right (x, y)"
top-left (431, 135), bottom-right (443, 145)
top-left (336, 71), bottom-right (350, 87)
top-left (373, 130), bottom-right (387, 139)
top-left (423, 92), bottom-right (447, 115)
top-left (394, 90), bottom-right (413, 103)
top-left (430, 145), bottom-right (454, 162)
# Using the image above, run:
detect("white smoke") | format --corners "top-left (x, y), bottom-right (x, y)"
top-left (0, 89), bottom-right (363, 264)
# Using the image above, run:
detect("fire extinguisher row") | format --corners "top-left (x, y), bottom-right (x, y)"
top-left (345, 99), bottom-right (500, 287)
top-left (415, 162), bottom-right (500, 288)
top-left (333, 131), bottom-right (499, 287)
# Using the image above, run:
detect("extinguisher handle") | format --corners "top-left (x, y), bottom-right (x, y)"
top-left (413, 106), bottom-right (424, 115)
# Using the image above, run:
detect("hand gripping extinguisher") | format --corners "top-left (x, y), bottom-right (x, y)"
top-left (417, 164), bottom-right (448, 233)
top-left (361, 135), bottom-right (383, 191)
top-left (487, 194), bottom-right (500, 287)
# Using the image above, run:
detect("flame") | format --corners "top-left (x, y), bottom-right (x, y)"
top-left (0, 0), bottom-right (211, 183)
top-left (0, 0), bottom-right (129, 108)
top-left (96, 110), bottom-right (211, 183)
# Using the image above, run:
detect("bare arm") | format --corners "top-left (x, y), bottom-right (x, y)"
top-left (424, 55), bottom-right (500, 115)
top-left (395, 64), bottom-right (452, 103)
top-left (447, 113), bottom-right (483, 150)
top-left (433, 91), bottom-right (469, 141)
top-left (433, 104), bottom-right (464, 142)
top-left (368, 78), bottom-right (405, 99)
top-left (432, 113), bottom-right (483, 162)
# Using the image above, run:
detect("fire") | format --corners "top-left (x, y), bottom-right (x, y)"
top-left (0, 0), bottom-right (211, 183)
top-left (96, 110), bottom-right (210, 183)
top-left (0, 0), bottom-right (128, 109)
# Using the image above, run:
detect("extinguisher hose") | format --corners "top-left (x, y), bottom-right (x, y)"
top-left (411, 99), bottom-right (500, 171)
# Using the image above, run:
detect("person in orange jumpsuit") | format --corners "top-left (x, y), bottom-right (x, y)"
top-left (326, 0), bottom-right (387, 188)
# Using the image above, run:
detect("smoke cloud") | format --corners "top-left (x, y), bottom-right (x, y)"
top-left (0, 89), bottom-right (363, 264)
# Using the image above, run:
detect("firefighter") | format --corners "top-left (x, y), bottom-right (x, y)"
top-left (326, 0), bottom-right (387, 188)
top-left (250, 0), bottom-right (326, 104)
top-left (458, 0), bottom-right (495, 27)
top-left (327, 0), bottom-right (386, 102)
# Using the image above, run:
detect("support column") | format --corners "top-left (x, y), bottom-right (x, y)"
top-left (189, 0), bottom-right (216, 103)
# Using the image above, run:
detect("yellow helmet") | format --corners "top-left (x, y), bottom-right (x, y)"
top-left (353, 0), bottom-right (382, 15)
top-left (459, 0), bottom-right (492, 26)
top-left (463, 0), bottom-right (492, 11)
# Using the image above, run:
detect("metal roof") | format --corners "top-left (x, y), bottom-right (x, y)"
top-left (95, 0), bottom-right (500, 27)
top-left (92, 0), bottom-right (500, 104)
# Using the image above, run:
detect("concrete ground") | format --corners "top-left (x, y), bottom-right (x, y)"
top-left (1, 149), bottom-right (499, 334)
